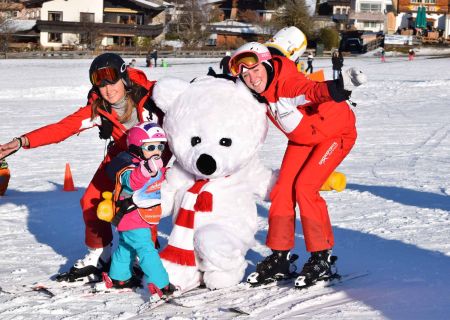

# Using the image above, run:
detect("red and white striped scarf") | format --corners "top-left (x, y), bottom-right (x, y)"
top-left (159, 179), bottom-right (213, 266)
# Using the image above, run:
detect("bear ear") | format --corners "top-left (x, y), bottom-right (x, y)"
top-left (152, 77), bottom-right (190, 113)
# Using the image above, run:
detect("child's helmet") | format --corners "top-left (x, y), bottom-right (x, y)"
top-left (127, 122), bottom-right (167, 148)
top-left (89, 53), bottom-right (130, 87)
top-left (265, 26), bottom-right (307, 63)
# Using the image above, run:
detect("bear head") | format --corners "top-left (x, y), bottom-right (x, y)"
top-left (153, 76), bottom-right (268, 180)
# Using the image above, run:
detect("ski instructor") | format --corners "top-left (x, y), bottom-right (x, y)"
top-left (0, 53), bottom-right (169, 282)
top-left (229, 41), bottom-right (364, 288)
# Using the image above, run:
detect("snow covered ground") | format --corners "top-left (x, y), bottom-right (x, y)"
top-left (0, 54), bottom-right (449, 319)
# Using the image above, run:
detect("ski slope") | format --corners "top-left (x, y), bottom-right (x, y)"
top-left (0, 53), bottom-right (449, 319)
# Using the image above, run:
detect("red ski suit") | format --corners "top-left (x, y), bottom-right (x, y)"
top-left (22, 68), bottom-right (163, 248)
top-left (260, 56), bottom-right (357, 252)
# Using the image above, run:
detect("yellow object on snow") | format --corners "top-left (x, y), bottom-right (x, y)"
top-left (320, 171), bottom-right (347, 192)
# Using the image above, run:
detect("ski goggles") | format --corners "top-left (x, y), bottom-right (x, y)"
top-left (90, 67), bottom-right (121, 87)
top-left (229, 50), bottom-right (272, 76)
top-left (141, 144), bottom-right (165, 152)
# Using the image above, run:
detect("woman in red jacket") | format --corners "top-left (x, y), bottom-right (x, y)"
top-left (229, 42), bottom-right (359, 288)
top-left (0, 53), bottom-right (168, 282)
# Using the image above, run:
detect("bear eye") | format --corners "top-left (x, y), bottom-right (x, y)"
top-left (219, 138), bottom-right (232, 147)
top-left (191, 136), bottom-right (201, 146)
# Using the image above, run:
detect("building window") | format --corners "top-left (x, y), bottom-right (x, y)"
top-left (48, 32), bottom-right (62, 43)
top-left (48, 11), bottom-right (62, 21)
top-left (410, 0), bottom-right (422, 3)
top-left (360, 3), bottom-right (382, 12)
top-left (80, 12), bottom-right (94, 23)
top-left (363, 21), bottom-right (379, 28)
top-left (424, 0), bottom-right (435, 3)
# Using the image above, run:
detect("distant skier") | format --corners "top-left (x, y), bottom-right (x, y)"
top-left (381, 48), bottom-right (386, 62)
top-left (331, 49), bottom-right (344, 80)
top-left (305, 51), bottom-right (314, 73)
top-left (219, 51), bottom-right (231, 75)
top-left (408, 49), bottom-right (415, 61)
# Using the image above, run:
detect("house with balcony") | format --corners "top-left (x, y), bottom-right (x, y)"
top-left (349, 0), bottom-right (387, 31)
top-left (317, 0), bottom-right (352, 30)
top-left (33, 0), bottom-right (166, 49)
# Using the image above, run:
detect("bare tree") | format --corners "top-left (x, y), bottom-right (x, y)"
top-left (272, 0), bottom-right (313, 39)
top-left (79, 22), bottom-right (104, 50)
top-left (0, 16), bottom-right (13, 52)
top-left (175, 0), bottom-right (208, 47)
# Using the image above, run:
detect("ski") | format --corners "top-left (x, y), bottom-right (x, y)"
top-left (135, 282), bottom-right (206, 314)
top-left (224, 272), bottom-right (369, 316)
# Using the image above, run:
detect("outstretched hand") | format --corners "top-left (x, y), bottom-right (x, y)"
top-left (342, 68), bottom-right (368, 91)
top-left (0, 138), bottom-right (21, 160)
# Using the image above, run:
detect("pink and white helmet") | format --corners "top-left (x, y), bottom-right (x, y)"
top-left (126, 122), bottom-right (167, 148)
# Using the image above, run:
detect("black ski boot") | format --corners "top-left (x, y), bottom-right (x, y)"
top-left (247, 250), bottom-right (299, 286)
top-left (55, 245), bottom-right (111, 283)
top-left (294, 249), bottom-right (338, 289)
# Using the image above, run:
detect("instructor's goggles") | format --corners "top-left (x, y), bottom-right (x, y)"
top-left (90, 67), bottom-right (121, 87)
top-left (229, 51), bottom-right (272, 76)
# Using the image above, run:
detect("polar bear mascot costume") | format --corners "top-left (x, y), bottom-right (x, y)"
top-left (152, 76), bottom-right (275, 291)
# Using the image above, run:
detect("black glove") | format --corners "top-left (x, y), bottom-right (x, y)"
top-left (326, 78), bottom-right (352, 102)
top-left (98, 115), bottom-right (113, 140)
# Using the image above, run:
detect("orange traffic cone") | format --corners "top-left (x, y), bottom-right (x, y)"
top-left (63, 162), bottom-right (76, 191)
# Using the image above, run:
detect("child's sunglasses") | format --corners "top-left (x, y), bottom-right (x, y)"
top-left (141, 144), bottom-right (165, 152)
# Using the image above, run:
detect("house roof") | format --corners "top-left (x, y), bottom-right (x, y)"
top-left (129, 0), bottom-right (166, 10)
top-left (209, 20), bottom-right (271, 35)
top-left (19, 0), bottom-right (52, 8)
top-left (0, 19), bottom-right (36, 33)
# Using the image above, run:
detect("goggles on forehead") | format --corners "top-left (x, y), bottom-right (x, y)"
top-left (90, 67), bottom-right (121, 87)
top-left (141, 144), bottom-right (165, 152)
top-left (229, 50), bottom-right (271, 76)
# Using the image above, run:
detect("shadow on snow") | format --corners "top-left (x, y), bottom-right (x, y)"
top-left (347, 183), bottom-right (450, 212)
top-left (2, 185), bottom-right (450, 318)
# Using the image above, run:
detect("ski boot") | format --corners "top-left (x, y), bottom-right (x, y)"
top-left (294, 249), bottom-right (339, 289)
top-left (55, 245), bottom-right (111, 283)
top-left (101, 272), bottom-right (142, 289)
top-left (148, 283), bottom-right (177, 302)
top-left (247, 250), bottom-right (299, 286)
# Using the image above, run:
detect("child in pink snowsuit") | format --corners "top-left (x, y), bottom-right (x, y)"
top-left (102, 122), bottom-right (173, 302)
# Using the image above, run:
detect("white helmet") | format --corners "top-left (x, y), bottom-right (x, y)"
top-left (229, 42), bottom-right (272, 76)
top-left (265, 26), bottom-right (307, 63)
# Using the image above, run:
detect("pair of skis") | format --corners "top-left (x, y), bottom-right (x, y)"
top-left (139, 271), bottom-right (369, 314)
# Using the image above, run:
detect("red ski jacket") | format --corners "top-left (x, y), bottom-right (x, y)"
top-left (23, 68), bottom-right (160, 154)
top-left (260, 56), bottom-right (354, 146)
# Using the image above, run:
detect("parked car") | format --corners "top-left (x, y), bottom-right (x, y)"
top-left (340, 37), bottom-right (366, 53)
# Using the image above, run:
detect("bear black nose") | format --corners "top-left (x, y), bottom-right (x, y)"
top-left (196, 153), bottom-right (216, 175)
